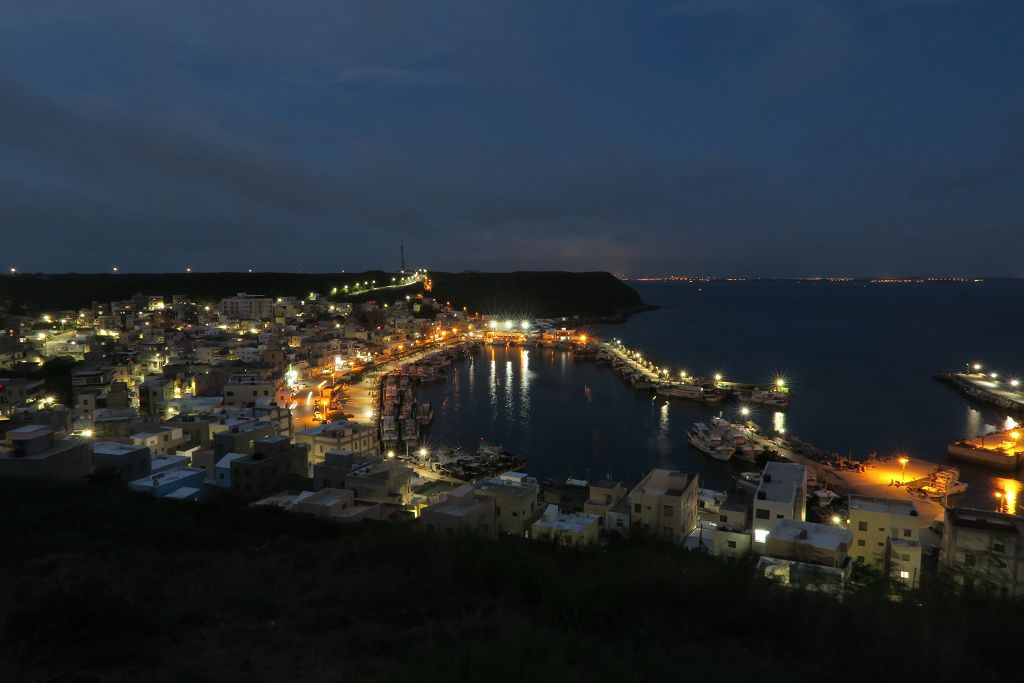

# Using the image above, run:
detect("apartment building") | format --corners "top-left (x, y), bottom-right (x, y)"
top-left (312, 450), bottom-right (413, 504)
top-left (220, 293), bottom-right (274, 321)
top-left (628, 469), bottom-right (700, 543)
top-left (583, 479), bottom-right (628, 524)
top-left (229, 436), bottom-right (309, 498)
top-left (752, 462), bottom-right (807, 550)
top-left (420, 484), bottom-right (496, 538)
top-left (848, 495), bottom-right (922, 587)
top-left (941, 507), bottom-right (1024, 597)
top-left (0, 425), bottom-right (92, 479)
top-left (475, 472), bottom-right (542, 536)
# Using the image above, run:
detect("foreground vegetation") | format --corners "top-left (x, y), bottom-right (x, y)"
top-left (0, 476), bottom-right (1017, 682)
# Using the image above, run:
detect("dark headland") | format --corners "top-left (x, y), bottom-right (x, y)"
top-left (0, 270), bottom-right (651, 321)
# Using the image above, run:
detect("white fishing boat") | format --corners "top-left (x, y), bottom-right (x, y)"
top-left (744, 388), bottom-right (790, 408)
top-left (687, 422), bottom-right (736, 461)
top-left (710, 417), bottom-right (765, 460)
top-left (657, 383), bottom-right (725, 403)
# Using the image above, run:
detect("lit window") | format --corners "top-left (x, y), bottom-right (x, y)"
top-left (900, 571), bottom-right (910, 580)
top-left (754, 529), bottom-right (769, 544)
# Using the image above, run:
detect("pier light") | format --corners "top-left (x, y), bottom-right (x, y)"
top-left (1011, 431), bottom-right (1021, 441)
top-left (386, 450), bottom-right (395, 459)
top-left (898, 456), bottom-right (909, 483)
top-left (580, 335), bottom-right (587, 343)
top-left (419, 448), bottom-right (428, 457)
top-left (972, 363), bottom-right (982, 371)
top-left (680, 371), bottom-right (687, 378)
top-left (990, 373), bottom-right (999, 379)
top-left (520, 320), bottom-right (530, 330)
top-left (504, 320), bottom-right (514, 330)
top-left (775, 377), bottom-right (786, 389)
top-left (831, 515), bottom-right (841, 525)
top-left (1012, 379), bottom-right (1021, 388)
top-left (740, 407), bottom-right (751, 417)
top-left (81, 429), bottom-right (93, 438)
top-left (714, 373), bottom-right (723, 382)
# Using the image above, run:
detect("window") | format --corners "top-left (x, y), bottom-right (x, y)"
top-left (903, 529), bottom-right (912, 538)
top-left (719, 514), bottom-right (728, 523)
top-left (615, 518), bottom-right (624, 528)
top-left (900, 570), bottom-right (910, 580)
top-left (994, 543), bottom-right (1006, 553)
top-left (964, 552), bottom-right (976, 567)
top-left (857, 539), bottom-right (866, 547)
top-left (727, 540), bottom-right (737, 549)
top-left (901, 553), bottom-right (910, 561)
top-left (858, 521), bottom-right (868, 531)
top-left (856, 556), bottom-right (865, 563)
top-left (634, 503), bottom-right (641, 514)
top-left (754, 529), bottom-right (769, 544)
top-left (776, 514), bottom-right (784, 519)
top-left (663, 505), bottom-right (674, 516)
top-left (755, 508), bottom-right (770, 520)
top-left (662, 526), bottom-right (672, 537)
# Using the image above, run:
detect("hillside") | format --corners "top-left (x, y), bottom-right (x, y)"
top-left (427, 271), bottom-right (647, 319)
top-left (0, 475), bottom-right (1017, 682)
top-left (0, 271), bottom-right (646, 319)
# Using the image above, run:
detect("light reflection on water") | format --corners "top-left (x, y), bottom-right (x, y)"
top-left (415, 347), bottom-right (1024, 503)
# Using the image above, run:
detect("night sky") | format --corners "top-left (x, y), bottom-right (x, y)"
top-left (2, 1), bottom-right (1022, 276)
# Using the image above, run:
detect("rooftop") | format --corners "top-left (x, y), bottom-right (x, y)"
top-left (297, 420), bottom-right (359, 437)
top-left (948, 508), bottom-right (1024, 535)
top-left (849, 495), bottom-right (919, 517)
top-left (93, 441), bottom-right (148, 456)
top-left (533, 505), bottom-right (601, 534)
top-left (768, 519), bottom-right (852, 551)
top-left (756, 462), bottom-right (806, 503)
top-left (129, 467), bottom-right (203, 489)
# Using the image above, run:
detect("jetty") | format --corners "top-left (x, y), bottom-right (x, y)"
top-left (594, 340), bottom-right (790, 406)
top-left (937, 371), bottom-right (1024, 414)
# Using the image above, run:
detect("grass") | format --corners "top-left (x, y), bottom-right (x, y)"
top-left (0, 475), bottom-right (1017, 682)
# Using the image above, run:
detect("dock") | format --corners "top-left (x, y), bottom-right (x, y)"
top-left (937, 371), bottom-right (1024, 414)
top-left (598, 341), bottom-right (789, 401)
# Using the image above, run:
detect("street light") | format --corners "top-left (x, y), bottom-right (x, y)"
top-left (898, 456), bottom-right (909, 483)
top-left (740, 406), bottom-right (751, 417)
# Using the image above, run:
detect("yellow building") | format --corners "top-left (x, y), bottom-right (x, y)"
top-left (474, 472), bottom-right (541, 536)
top-left (583, 479), bottom-right (627, 523)
top-left (848, 495), bottom-right (922, 587)
top-left (628, 469), bottom-right (700, 543)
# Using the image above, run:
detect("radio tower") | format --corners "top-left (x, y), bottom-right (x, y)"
top-left (400, 244), bottom-right (406, 273)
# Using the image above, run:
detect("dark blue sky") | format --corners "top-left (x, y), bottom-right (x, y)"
top-left (2, 1), bottom-right (1022, 276)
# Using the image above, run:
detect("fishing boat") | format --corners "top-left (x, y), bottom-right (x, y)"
top-left (710, 417), bottom-right (765, 460)
top-left (687, 422), bottom-right (736, 461)
top-left (741, 388), bottom-right (791, 408)
top-left (657, 383), bottom-right (725, 403)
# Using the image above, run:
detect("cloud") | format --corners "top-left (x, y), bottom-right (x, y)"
top-left (332, 65), bottom-right (457, 86)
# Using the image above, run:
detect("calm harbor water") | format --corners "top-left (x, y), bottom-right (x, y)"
top-left (417, 280), bottom-right (1024, 506)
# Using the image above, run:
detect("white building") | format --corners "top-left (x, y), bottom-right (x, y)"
top-left (752, 462), bottom-right (807, 550)
top-left (531, 505), bottom-right (601, 545)
top-left (220, 293), bottom-right (274, 321)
